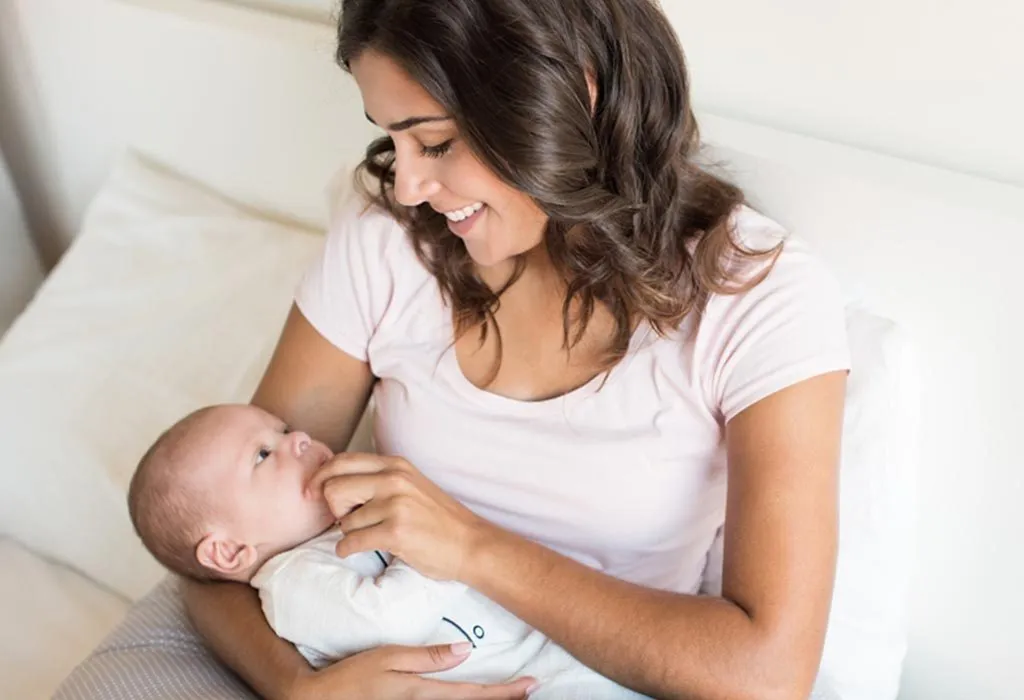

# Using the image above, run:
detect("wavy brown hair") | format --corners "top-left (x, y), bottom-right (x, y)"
top-left (337, 0), bottom-right (779, 371)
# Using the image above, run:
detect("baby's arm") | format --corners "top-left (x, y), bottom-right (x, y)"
top-left (257, 547), bottom-right (465, 662)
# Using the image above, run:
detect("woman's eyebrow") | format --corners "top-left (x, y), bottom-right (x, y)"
top-left (364, 112), bottom-right (452, 132)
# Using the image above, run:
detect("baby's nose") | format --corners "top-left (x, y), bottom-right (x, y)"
top-left (291, 431), bottom-right (312, 456)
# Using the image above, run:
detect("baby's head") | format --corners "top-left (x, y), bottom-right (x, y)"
top-left (128, 404), bottom-right (335, 582)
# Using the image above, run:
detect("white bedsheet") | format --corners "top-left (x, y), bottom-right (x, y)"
top-left (0, 537), bottom-right (129, 700)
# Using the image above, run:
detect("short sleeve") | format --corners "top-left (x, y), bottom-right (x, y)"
top-left (294, 198), bottom-right (401, 361)
top-left (700, 210), bottom-right (851, 423)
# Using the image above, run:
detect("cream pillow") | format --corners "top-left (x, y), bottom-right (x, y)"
top-left (0, 151), bottom-right (325, 600)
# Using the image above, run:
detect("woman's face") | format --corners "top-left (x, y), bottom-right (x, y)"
top-left (350, 50), bottom-right (548, 270)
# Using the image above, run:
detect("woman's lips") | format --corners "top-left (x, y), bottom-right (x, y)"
top-left (447, 204), bottom-right (486, 238)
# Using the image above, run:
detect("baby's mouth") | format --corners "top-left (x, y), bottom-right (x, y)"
top-left (303, 445), bottom-right (334, 491)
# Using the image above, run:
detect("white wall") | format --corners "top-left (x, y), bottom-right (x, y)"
top-left (667, 0), bottom-right (1024, 188)
top-left (0, 147), bottom-right (42, 334)
top-left (257, 0), bottom-right (1024, 189)
top-left (0, 0), bottom-right (94, 266)
top-left (0, 0), bottom-right (354, 265)
top-left (226, 0), bottom-right (334, 23)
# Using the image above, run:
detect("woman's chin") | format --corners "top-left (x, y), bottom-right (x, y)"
top-left (465, 245), bottom-right (508, 270)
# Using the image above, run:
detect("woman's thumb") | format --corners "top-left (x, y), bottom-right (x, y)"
top-left (387, 642), bottom-right (473, 674)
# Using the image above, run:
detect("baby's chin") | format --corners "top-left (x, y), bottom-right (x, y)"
top-left (280, 509), bottom-right (337, 551)
top-left (313, 510), bottom-right (339, 538)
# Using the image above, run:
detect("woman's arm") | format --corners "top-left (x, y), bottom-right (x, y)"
top-left (183, 581), bottom-right (308, 699)
top-left (250, 305), bottom-right (377, 453)
top-left (464, 371), bottom-right (846, 700)
top-left (184, 304), bottom-right (375, 696)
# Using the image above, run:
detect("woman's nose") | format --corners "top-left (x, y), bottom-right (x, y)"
top-left (393, 149), bottom-right (441, 207)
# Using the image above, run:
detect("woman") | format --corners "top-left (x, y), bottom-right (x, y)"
top-left (185, 0), bottom-right (849, 698)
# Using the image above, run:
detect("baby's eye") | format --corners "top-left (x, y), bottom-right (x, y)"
top-left (256, 448), bottom-right (271, 465)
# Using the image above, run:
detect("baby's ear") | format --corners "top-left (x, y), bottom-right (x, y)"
top-left (195, 534), bottom-right (257, 578)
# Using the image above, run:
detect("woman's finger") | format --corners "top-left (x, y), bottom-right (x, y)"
top-left (320, 470), bottom-right (413, 517)
top-left (320, 473), bottom-right (381, 516)
top-left (305, 452), bottom-right (393, 495)
top-left (377, 644), bottom-right (535, 698)
top-left (334, 522), bottom-right (390, 558)
top-left (377, 642), bottom-right (475, 674)
top-left (406, 676), bottom-right (536, 699)
top-left (336, 495), bottom-right (394, 534)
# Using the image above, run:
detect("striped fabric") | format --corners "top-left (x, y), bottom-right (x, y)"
top-left (53, 576), bottom-right (255, 700)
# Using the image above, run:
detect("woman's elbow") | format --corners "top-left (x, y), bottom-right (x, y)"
top-left (739, 633), bottom-right (823, 700)
top-left (747, 675), bottom-right (819, 700)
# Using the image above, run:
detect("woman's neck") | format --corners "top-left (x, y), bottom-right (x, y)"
top-left (476, 243), bottom-right (559, 297)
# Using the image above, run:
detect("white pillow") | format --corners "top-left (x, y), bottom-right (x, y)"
top-left (0, 151), bottom-right (325, 600)
top-left (700, 304), bottom-right (918, 700)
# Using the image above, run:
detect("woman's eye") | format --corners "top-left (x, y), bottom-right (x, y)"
top-left (256, 448), bottom-right (271, 465)
top-left (420, 139), bottom-right (453, 159)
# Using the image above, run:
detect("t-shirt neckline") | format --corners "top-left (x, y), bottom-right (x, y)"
top-left (438, 314), bottom-right (653, 416)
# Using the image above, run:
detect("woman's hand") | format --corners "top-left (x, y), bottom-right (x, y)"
top-left (305, 452), bottom-right (496, 581)
top-left (288, 643), bottom-right (536, 700)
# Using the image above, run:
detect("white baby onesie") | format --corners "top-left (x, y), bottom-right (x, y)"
top-left (251, 530), bottom-right (649, 699)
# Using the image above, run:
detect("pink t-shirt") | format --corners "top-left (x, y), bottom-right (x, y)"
top-left (295, 200), bottom-right (850, 595)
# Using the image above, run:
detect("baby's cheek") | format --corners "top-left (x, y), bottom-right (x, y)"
top-left (310, 494), bottom-right (336, 528)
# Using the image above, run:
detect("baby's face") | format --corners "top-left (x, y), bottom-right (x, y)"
top-left (192, 405), bottom-right (335, 557)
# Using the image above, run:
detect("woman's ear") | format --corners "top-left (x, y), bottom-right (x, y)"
top-left (195, 534), bottom-right (257, 578)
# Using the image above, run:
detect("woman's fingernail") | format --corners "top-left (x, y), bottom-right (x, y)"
top-left (526, 682), bottom-right (541, 695)
top-left (450, 642), bottom-right (473, 656)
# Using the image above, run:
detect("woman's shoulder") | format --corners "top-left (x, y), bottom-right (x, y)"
top-left (719, 204), bottom-right (846, 307)
top-left (693, 205), bottom-right (851, 421)
top-left (295, 192), bottom-right (437, 361)
top-left (729, 204), bottom-right (815, 263)
top-left (325, 191), bottom-right (422, 269)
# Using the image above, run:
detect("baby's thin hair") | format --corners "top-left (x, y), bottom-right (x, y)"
top-left (128, 407), bottom-right (221, 581)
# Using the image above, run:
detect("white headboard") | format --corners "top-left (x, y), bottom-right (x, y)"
top-left (19, 1), bottom-right (1024, 697)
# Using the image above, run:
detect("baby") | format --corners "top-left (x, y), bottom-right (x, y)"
top-left (128, 403), bottom-right (647, 699)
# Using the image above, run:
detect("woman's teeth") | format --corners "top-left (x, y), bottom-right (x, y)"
top-left (443, 202), bottom-right (484, 222)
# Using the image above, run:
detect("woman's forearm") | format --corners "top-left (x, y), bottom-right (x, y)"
top-left (183, 578), bottom-right (310, 700)
top-left (464, 529), bottom-right (818, 700)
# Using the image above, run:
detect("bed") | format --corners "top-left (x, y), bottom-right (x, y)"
top-left (0, 1), bottom-right (1020, 698)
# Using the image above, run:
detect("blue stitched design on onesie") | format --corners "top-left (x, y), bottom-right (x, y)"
top-left (441, 617), bottom-right (477, 647)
